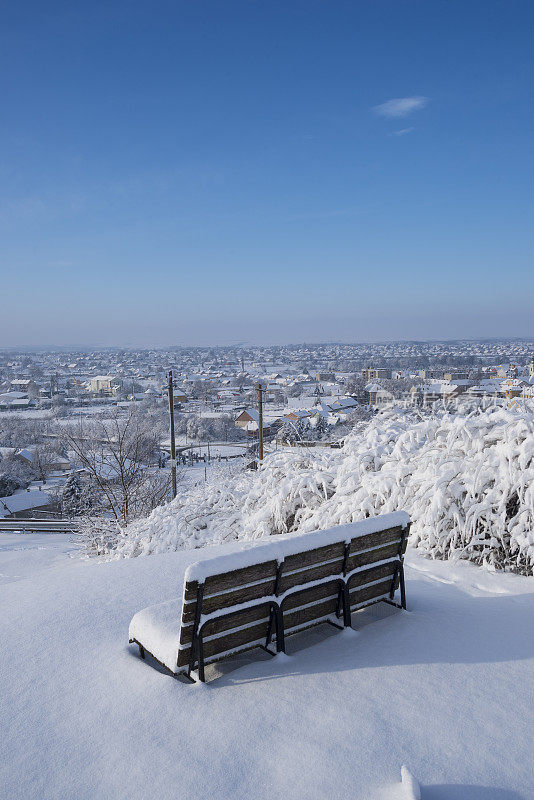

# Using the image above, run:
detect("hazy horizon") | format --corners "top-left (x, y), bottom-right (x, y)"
top-left (1, 335), bottom-right (533, 354)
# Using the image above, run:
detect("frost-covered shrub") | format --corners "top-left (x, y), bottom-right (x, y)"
top-left (98, 404), bottom-right (534, 575)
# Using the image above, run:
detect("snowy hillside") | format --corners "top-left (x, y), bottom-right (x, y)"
top-left (105, 405), bottom-right (534, 575)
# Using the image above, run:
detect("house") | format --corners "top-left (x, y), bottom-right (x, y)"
top-left (500, 378), bottom-right (528, 398)
top-left (234, 409), bottom-right (282, 437)
top-left (89, 376), bottom-right (122, 396)
top-left (325, 397), bottom-right (359, 413)
top-left (443, 372), bottom-right (470, 382)
top-left (0, 489), bottom-right (56, 519)
top-left (409, 381), bottom-right (468, 405)
top-left (235, 409), bottom-right (259, 429)
top-left (10, 379), bottom-right (38, 395)
top-left (282, 409), bottom-right (312, 423)
top-left (365, 384), bottom-right (395, 408)
top-left (0, 392), bottom-right (31, 411)
top-left (165, 384), bottom-right (187, 403)
top-left (49, 453), bottom-right (71, 472)
top-left (488, 365), bottom-right (513, 380)
top-left (361, 368), bottom-right (391, 381)
top-left (418, 369), bottom-right (443, 380)
top-left (15, 448), bottom-right (35, 465)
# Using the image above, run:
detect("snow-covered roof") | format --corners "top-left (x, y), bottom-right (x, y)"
top-left (16, 448), bottom-right (35, 462)
top-left (417, 383), bottom-right (458, 395)
top-left (283, 409), bottom-right (311, 420)
top-left (0, 490), bottom-right (52, 518)
top-left (240, 408), bottom-right (259, 421)
top-left (0, 391), bottom-right (29, 401)
top-left (327, 398), bottom-right (358, 411)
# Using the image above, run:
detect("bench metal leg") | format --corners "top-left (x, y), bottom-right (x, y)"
top-left (326, 619), bottom-right (344, 631)
top-left (274, 605), bottom-right (285, 654)
top-left (197, 631), bottom-right (206, 683)
top-left (383, 564), bottom-right (407, 610)
top-left (139, 644), bottom-right (145, 659)
top-left (400, 563), bottom-right (406, 610)
top-left (259, 644), bottom-right (277, 657)
top-left (188, 583), bottom-right (205, 682)
top-left (341, 583), bottom-right (352, 628)
top-left (329, 583), bottom-right (352, 630)
top-left (265, 609), bottom-right (275, 649)
top-left (266, 601), bottom-right (284, 653)
top-left (382, 598), bottom-right (404, 610)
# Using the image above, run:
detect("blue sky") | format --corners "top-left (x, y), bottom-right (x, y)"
top-left (1, 0), bottom-right (533, 346)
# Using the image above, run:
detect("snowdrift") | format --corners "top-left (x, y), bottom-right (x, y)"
top-left (103, 404), bottom-right (534, 575)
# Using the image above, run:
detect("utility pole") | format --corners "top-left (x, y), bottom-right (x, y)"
top-left (258, 382), bottom-right (264, 462)
top-left (168, 370), bottom-right (177, 499)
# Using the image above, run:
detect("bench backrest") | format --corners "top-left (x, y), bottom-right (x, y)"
top-left (177, 512), bottom-right (410, 670)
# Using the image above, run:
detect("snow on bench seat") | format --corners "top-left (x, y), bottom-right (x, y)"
top-left (129, 600), bottom-right (183, 673)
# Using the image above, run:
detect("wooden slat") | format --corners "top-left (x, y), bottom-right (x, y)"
top-left (179, 622), bottom-right (194, 646)
top-left (200, 619), bottom-right (271, 661)
top-left (181, 578), bottom-right (276, 623)
top-left (184, 561), bottom-right (277, 601)
top-left (283, 595), bottom-right (339, 631)
top-left (178, 613), bottom-right (271, 667)
top-left (278, 557), bottom-right (344, 593)
top-left (349, 525), bottom-right (403, 556)
top-left (181, 602), bottom-right (272, 646)
top-left (177, 646), bottom-right (192, 667)
top-left (346, 539), bottom-right (404, 572)
top-left (348, 578), bottom-right (392, 609)
top-left (203, 559), bottom-right (277, 596)
top-left (281, 579), bottom-right (342, 612)
top-left (183, 580), bottom-right (199, 602)
top-left (283, 541), bottom-right (346, 572)
top-left (347, 560), bottom-right (398, 591)
top-left (178, 638), bottom-right (265, 669)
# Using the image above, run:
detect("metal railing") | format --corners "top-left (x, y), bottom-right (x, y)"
top-left (0, 518), bottom-right (77, 533)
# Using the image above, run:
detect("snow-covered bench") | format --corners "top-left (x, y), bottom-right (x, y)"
top-left (129, 511), bottom-right (411, 682)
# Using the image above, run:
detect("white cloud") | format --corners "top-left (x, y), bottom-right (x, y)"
top-left (393, 127), bottom-right (414, 136)
top-left (373, 96), bottom-right (429, 118)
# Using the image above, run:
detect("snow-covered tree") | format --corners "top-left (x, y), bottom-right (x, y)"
top-left (61, 473), bottom-right (95, 516)
top-left (97, 404), bottom-right (534, 576)
top-left (62, 408), bottom-right (172, 525)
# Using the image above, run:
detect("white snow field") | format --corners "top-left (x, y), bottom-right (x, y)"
top-left (108, 405), bottom-right (534, 575)
top-left (1, 532), bottom-right (533, 800)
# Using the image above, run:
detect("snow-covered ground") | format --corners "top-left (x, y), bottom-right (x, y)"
top-left (1, 532), bottom-right (532, 799)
